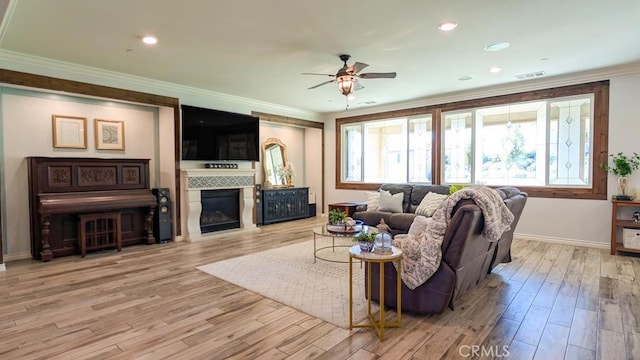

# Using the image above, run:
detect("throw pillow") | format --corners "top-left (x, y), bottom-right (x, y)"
top-left (408, 215), bottom-right (431, 236)
top-left (365, 191), bottom-right (380, 211)
top-left (415, 192), bottom-right (448, 217)
top-left (377, 191), bottom-right (404, 213)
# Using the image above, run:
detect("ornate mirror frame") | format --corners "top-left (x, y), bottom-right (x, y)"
top-left (262, 137), bottom-right (288, 188)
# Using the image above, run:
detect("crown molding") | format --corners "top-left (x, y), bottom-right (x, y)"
top-left (328, 61), bottom-right (640, 119)
top-left (0, 49), bottom-right (321, 120)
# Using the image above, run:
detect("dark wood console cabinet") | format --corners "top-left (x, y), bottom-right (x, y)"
top-left (261, 187), bottom-right (309, 225)
top-left (27, 157), bottom-right (157, 261)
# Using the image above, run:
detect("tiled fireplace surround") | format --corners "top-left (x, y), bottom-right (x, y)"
top-left (181, 168), bottom-right (256, 241)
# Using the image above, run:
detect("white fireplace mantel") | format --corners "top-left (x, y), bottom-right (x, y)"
top-left (181, 168), bottom-right (256, 241)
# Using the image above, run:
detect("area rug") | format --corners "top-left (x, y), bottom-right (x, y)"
top-left (196, 238), bottom-right (378, 329)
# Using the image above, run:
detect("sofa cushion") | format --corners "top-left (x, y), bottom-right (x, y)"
top-left (365, 191), bottom-right (380, 211)
top-left (408, 215), bottom-right (431, 236)
top-left (380, 184), bottom-right (414, 212)
top-left (407, 185), bottom-right (450, 213)
top-left (353, 211), bottom-right (392, 229)
top-left (415, 192), bottom-right (448, 217)
top-left (388, 213), bottom-right (418, 233)
top-left (378, 190), bottom-right (404, 213)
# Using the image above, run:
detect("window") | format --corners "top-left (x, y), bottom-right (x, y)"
top-left (442, 95), bottom-right (593, 187)
top-left (336, 81), bottom-right (609, 199)
top-left (340, 115), bottom-right (431, 184)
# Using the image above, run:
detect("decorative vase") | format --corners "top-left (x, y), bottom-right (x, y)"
top-left (359, 241), bottom-right (374, 252)
top-left (287, 175), bottom-right (294, 187)
top-left (617, 176), bottom-right (631, 200)
top-left (374, 233), bottom-right (392, 250)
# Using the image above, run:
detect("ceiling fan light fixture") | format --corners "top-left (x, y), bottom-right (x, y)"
top-left (337, 75), bottom-right (355, 96)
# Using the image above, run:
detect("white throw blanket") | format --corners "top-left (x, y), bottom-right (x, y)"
top-left (392, 186), bottom-right (514, 290)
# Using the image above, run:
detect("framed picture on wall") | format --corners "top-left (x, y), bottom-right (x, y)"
top-left (52, 115), bottom-right (88, 149)
top-left (95, 119), bottom-right (125, 150)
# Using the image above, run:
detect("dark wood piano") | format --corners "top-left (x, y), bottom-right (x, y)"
top-left (28, 157), bottom-right (157, 261)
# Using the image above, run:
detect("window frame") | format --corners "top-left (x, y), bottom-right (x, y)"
top-left (335, 81), bottom-right (609, 199)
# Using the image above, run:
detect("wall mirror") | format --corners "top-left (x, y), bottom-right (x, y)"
top-left (262, 137), bottom-right (287, 188)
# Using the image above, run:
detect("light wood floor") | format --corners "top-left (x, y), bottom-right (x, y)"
top-left (1, 217), bottom-right (639, 360)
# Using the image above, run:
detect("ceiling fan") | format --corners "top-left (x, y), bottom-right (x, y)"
top-left (302, 54), bottom-right (397, 96)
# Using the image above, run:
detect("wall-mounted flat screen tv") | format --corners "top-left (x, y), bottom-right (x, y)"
top-left (181, 105), bottom-right (260, 161)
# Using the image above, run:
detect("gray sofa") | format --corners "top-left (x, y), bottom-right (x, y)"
top-left (352, 184), bottom-right (450, 235)
top-left (354, 183), bottom-right (528, 314)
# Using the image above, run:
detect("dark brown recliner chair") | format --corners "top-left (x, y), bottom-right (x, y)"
top-left (365, 187), bottom-right (527, 314)
top-left (490, 187), bottom-right (528, 270)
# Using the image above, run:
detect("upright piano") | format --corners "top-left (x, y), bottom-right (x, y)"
top-left (28, 157), bottom-right (157, 261)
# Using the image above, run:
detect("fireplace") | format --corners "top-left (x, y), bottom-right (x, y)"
top-left (182, 168), bottom-right (256, 242)
top-left (200, 189), bottom-right (240, 233)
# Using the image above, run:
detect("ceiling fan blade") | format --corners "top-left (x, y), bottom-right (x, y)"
top-left (353, 79), bottom-right (364, 91)
top-left (301, 72), bottom-right (336, 77)
top-left (358, 72), bottom-right (397, 79)
top-left (308, 80), bottom-right (335, 89)
top-left (350, 62), bottom-right (369, 74)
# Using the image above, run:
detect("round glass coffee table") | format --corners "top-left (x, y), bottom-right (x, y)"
top-left (312, 225), bottom-right (371, 263)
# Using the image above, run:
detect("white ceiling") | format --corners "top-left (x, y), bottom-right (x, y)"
top-left (1, 0), bottom-right (639, 114)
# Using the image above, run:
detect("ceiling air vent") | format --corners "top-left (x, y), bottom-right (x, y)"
top-left (514, 71), bottom-right (546, 80)
top-left (358, 101), bottom-right (378, 105)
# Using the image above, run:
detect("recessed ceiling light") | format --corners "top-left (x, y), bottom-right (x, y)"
top-left (438, 21), bottom-right (458, 31)
top-left (484, 42), bottom-right (510, 52)
top-left (458, 75), bottom-right (475, 81)
top-left (142, 36), bottom-right (158, 45)
top-left (489, 66), bottom-right (502, 74)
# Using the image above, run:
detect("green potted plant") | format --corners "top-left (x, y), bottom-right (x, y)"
top-left (601, 152), bottom-right (640, 200)
top-left (328, 209), bottom-right (346, 225)
top-left (354, 231), bottom-right (377, 252)
top-left (449, 184), bottom-right (467, 194)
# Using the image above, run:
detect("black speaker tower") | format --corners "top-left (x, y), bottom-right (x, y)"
top-left (255, 184), bottom-right (263, 226)
top-left (152, 188), bottom-right (173, 242)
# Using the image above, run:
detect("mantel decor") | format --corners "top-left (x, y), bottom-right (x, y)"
top-left (52, 115), bottom-right (87, 149)
top-left (95, 119), bottom-right (125, 150)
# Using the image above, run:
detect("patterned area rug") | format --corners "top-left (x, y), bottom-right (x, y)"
top-left (196, 238), bottom-right (378, 329)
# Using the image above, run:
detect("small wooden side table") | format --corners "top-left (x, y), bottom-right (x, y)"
top-left (78, 212), bottom-right (122, 257)
top-left (328, 201), bottom-right (367, 218)
top-left (349, 245), bottom-right (402, 341)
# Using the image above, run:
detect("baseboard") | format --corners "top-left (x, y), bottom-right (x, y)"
top-left (3, 252), bottom-right (32, 262)
top-left (516, 232), bottom-right (609, 249)
top-left (0, 263), bottom-right (5, 272)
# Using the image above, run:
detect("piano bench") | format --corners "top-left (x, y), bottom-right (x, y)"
top-left (78, 212), bottom-right (122, 257)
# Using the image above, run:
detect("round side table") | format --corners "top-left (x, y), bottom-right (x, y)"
top-left (348, 245), bottom-right (402, 341)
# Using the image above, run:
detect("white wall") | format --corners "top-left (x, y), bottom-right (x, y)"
top-left (322, 70), bottom-right (640, 247)
top-left (0, 87), bottom-right (173, 259)
top-left (305, 127), bottom-right (323, 213)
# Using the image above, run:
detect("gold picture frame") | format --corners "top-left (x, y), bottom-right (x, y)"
top-left (52, 115), bottom-right (88, 149)
top-left (95, 119), bottom-right (125, 150)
